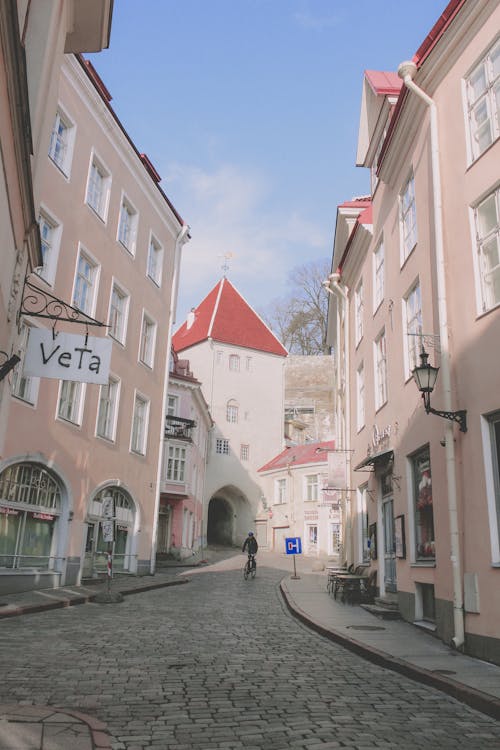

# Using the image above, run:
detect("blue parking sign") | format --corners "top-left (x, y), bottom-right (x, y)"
top-left (285, 537), bottom-right (302, 555)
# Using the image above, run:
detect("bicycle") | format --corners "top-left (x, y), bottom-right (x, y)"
top-left (243, 553), bottom-right (256, 579)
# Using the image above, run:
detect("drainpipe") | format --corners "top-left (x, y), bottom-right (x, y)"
top-left (323, 273), bottom-right (351, 563)
top-left (150, 223), bottom-right (191, 574)
top-left (398, 61), bottom-right (464, 650)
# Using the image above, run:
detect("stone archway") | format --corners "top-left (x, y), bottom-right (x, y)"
top-left (207, 497), bottom-right (233, 545)
top-left (206, 485), bottom-right (254, 547)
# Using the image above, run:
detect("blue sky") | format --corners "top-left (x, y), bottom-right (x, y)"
top-left (89, 1), bottom-right (445, 325)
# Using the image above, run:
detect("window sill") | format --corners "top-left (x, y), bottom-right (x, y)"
top-left (86, 203), bottom-right (107, 223)
top-left (410, 561), bottom-right (436, 568)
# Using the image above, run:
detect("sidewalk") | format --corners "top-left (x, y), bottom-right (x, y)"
top-left (281, 570), bottom-right (500, 722)
top-left (1, 554), bottom-right (500, 748)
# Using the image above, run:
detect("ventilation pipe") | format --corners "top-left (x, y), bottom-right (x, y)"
top-left (398, 61), bottom-right (464, 650)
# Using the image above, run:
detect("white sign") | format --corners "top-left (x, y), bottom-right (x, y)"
top-left (24, 329), bottom-right (112, 384)
top-left (328, 452), bottom-right (347, 490)
top-left (101, 519), bottom-right (114, 543)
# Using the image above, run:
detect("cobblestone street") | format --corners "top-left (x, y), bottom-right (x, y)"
top-left (1, 562), bottom-right (500, 750)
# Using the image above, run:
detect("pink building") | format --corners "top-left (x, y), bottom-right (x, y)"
top-left (326, 0), bottom-right (500, 663)
top-left (0, 49), bottom-right (188, 593)
top-left (158, 352), bottom-right (213, 560)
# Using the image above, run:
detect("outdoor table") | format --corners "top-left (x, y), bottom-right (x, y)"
top-left (331, 573), bottom-right (367, 604)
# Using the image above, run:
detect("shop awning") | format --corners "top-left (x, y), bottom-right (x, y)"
top-left (354, 448), bottom-right (393, 472)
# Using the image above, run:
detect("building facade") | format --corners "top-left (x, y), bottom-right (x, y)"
top-left (326, 0), bottom-right (500, 663)
top-left (0, 50), bottom-right (188, 593)
top-left (158, 352), bottom-right (212, 560)
top-left (284, 355), bottom-right (336, 444)
top-left (173, 277), bottom-right (287, 548)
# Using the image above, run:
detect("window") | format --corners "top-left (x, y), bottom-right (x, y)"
top-left (374, 329), bottom-right (387, 409)
top-left (245, 357), bottom-right (252, 371)
top-left (373, 240), bottom-right (385, 311)
top-left (167, 395), bottom-right (178, 416)
top-left (226, 400), bottom-right (239, 423)
top-left (86, 154), bottom-right (110, 220)
top-left (216, 351), bottom-right (223, 365)
top-left (466, 39), bottom-right (500, 161)
top-left (118, 195), bottom-right (138, 254)
top-left (167, 445), bottom-right (186, 482)
top-left (275, 478), bottom-right (286, 504)
top-left (356, 362), bottom-right (365, 431)
top-left (73, 250), bottom-right (98, 315)
top-left (475, 187), bottom-right (500, 312)
top-left (108, 284), bottom-right (129, 344)
top-left (483, 411), bottom-right (500, 562)
top-left (139, 313), bottom-right (156, 367)
top-left (229, 354), bottom-right (240, 372)
top-left (400, 173), bottom-right (417, 263)
top-left (240, 444), bottom-right (250, 461)
top-left (11, 323), bottom-right (39, 405)
top-left (305, 474), bottom-right (319, 502)
top-left (37, 209), bottom-right (61, 285)
top-left (216, 438), bottom-right (229, 455)
top-left (48, 109), bottom-right (74, 174)
top-left (404, 282), bottom-right (422, 376)
top-left (147, 235), bottom-right (163, 285)
top-left (355, 278), bottom-right (364, 345)
top-left (411, 447), bottom-right (435, 561)
top-left (57, 380), bottom-right (84, 425)
top-left (96, 377), bottom-right (120, 441)
top-left (131, 394), bottom-right (149, 455)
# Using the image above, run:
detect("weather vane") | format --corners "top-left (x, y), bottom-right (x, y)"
top-left (219, 252), bottom-right (234, 276)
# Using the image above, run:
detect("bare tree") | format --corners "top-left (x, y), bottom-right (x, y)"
top-left (260, 258), bottom-right (330, 355)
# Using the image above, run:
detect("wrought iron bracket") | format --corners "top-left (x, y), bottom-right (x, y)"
top-left (20, 277), bottom-right (108, 329)
top-left (0, 352), bottom-right (20, 382)
top-left (426, 404), bottom-right (467, 433)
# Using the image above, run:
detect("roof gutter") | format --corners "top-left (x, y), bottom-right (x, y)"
top-left (398, 60), bottom-right (464, 651)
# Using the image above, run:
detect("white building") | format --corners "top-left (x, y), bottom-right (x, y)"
top-left (173, 277), bottom-right (288, 547)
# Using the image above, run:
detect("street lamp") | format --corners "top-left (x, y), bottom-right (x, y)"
top-left (412, 347), bottom-right (467, 433)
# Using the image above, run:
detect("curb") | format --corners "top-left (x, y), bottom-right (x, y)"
top-left (0, 704), bottom-right (113, 749)
top-left (0, 576), bottom-right (189, 620)
top-left (280, 578), bottom-right (500, 722)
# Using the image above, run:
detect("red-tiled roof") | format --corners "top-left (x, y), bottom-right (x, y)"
top-left (173, 278), bottom-right (288, 357)
top-left (258, 441), bottom-right (335, 473)
top-left (338, 198), bottom-right (371, 209)
top-left (365, 70), bottom-right (402, 96)
top-left (358, 205), bottom-right (373, 225)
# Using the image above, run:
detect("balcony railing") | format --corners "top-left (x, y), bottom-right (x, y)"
top-left (164, 415), bottom-right (196, 441)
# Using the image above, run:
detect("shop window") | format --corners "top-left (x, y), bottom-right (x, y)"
top-left (411, 447), bottom-right (435, 561)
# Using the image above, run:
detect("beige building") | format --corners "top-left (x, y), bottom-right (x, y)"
top-left (0, 44), bottom-right (188, 592)
top-left (326, 0), bottom-right (500, 663)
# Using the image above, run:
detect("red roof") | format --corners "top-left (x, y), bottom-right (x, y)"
top-left (365, 70), bottom-right (402, 96)
top-left (173, 278), bottom-right (288, 357)
top-left (258, 441), bottom-right (335, 473)
top-left (338, 198), bottom-right (371, 209)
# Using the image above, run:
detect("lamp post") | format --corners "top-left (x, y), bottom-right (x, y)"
top-left (412, 348), bottom-right (467, 433)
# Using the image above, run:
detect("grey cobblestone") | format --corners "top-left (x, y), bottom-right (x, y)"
top-left (1, 565), bottom-right (500, 749)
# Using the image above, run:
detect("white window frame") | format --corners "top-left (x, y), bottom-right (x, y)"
top-left (465, 39), bottom-right (500, 163)
top-left (37, 206), bottom-right (62, 285)
top-left (108, 281), bottom-right (129, 345)
top-left (245, 356), bottom-right (252, 371)
top-left (96, 375), bottom-right (120, 441)
top-left (57, 380), bottom-right (85, 425)
top-left (167, 395), bottom-right (178, 416)
top-left (275, 477), bottom-right (286, 504)
top-left (305, 474), bottom-right (319, 502)
top-left (229, 354), bottom-right (240, 372)
top-left (473, 186), bottom-right (500, 314)
top-left (139, 311), bottom-right (157, 368)
top-left (130, 392), bottom-right (150, 455)
top-left (216, 438), bottom-right (229, 455)
top-left (354, 278), bottom-right (364, 346)
top-left (373, 239), bottom-right (385, 312)
top-left (85, 151), bottom-right (111, 221)
top-left (117, 192), bottom-right (139, 255)
top-left (147, 233), bottom-right (163, 286)
top-left (166, 444), bottom-right (186, 482)
top-left (240, 444), bottom-right (250, 461)
top-left (403, 281), bottom-right (422, 379)
top-left (72, 246), bottom-right (99, 316)
top-left (48, 106), bottom-right (76, 176)
top-left (356, 361), bottom-right (365, 432)
top-left (374, 329), bottom-right (388, 410)
top-left (226, 400), bottom-right (239, 423)
top-left (400, 172), bottom-right (417, 264)
top-left (481, 410), bottom-right (500, 564)
top-left (11, 322), bottom-right (40, 406)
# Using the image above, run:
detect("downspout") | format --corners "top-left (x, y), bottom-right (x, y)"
top-left (398, 61), bottom-right (464, 649)
top-left (323, 274), bottom-right (350, 562)
top-left (150, 223), bottom-right (190, 574)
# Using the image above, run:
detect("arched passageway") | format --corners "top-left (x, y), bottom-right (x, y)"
top-left (207, 497), bottom-right (233, 545)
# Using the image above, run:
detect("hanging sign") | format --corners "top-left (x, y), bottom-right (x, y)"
top-left (328, 452), bottom-right (347, 490)
top-left (23, 329), bottom-right (112, 384)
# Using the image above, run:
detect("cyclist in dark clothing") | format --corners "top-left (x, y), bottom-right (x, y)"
top-left (242, 531), bottom-right (258, 555)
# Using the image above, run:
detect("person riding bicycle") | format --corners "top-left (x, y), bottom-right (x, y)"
top-left (242, 531), bottom-right (258, 568)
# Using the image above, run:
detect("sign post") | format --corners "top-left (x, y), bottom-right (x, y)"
top-left (285, 537), bottom-right (302, 580)
top-left (101, 496), bottom-right (115, 596)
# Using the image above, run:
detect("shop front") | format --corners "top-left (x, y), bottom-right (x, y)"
top-left (83, 485), bottom-right (136, 579)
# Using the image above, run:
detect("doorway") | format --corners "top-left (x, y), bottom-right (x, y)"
top-left (381, 472), bottom-right (396, 593)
